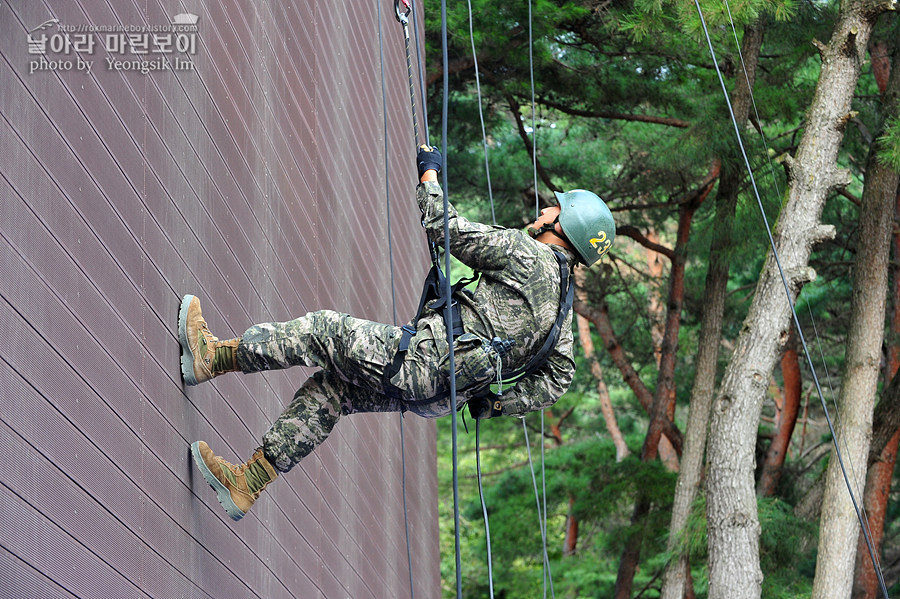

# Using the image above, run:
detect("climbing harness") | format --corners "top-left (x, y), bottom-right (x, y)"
top-left (381, 268), bottom-right (475, 397)
top-left (694, 2), bottom-right (890, 597)
top-left (382, 247), bottom-right (574, 403)
top-left (505, 249), bottom-right (574, 381)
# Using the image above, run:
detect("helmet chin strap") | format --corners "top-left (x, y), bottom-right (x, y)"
top-left (528, 216), bottom-right (571, 246)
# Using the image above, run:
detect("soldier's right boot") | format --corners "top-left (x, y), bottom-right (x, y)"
top-left (191, 441), bottom-right (278, 521)
top-left (178, 294), bottom-right (241, 386)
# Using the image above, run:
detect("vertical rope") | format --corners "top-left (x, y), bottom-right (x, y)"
top-left (476, 420), bottom-right (495, 598)
top-left (529, 0), bottom-right (539, 220)
top-left (377, 1), bottom-right (415, 596)
top-left (466, 1), bottom-right (497, 594)
top-left (410, 0), bottom-right (430, 147)
top-left (467, 0), bottom-right (496, 225)
top-left (541, 412), bottom-right (550, 599)
top-left (438, 1), bottom-right (464, 595)
top-left (396, 2), bottom-right (461, 594)
top-left (523, 419), bottom-right (556, 598)
top-left (528, 2), bottom-right (554, 596)
top-left (400, 19), bottom-right (421, 148)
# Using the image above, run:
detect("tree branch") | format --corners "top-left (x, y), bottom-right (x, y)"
top-left (505, 92), bottom-right (563, 193)
top-left (573, 298), bottom-right (684, 454)
top-left (617, 225), bottom-right (676, 260)
top-left (425, 55), bottom-right (476, 88)
top-left (527, 94), bottom-right (691, 128)
top-left (614, 163), bottom-right (719, 262)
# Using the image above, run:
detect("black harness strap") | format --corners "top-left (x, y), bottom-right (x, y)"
top-left (384, 264), bottom-right (474, 383)
top-left (502, 248), bottom-right (574, 382)
top-left (383, 247), bottom-right (573, 401)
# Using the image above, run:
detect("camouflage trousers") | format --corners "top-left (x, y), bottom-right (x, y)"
top-left (235, 310), bottom-right (498, 473)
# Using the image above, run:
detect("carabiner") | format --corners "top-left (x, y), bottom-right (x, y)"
top-left (394, 0), bottom-right (411, 24)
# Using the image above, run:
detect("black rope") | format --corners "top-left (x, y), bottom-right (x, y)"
top-left (475, 420), bottom-right (495, 597)
top-left (439, 0), bottom-right (464, 593)
top-left (410, 0), bottom-right (429, 148)
top-left (527, 1), bottom-right (554, 595)
top-left (466, 0), bottom-right (555, 593)
top-left (464, 2), bottom-right (496, 594)
top-left (395, 1), bottom-right (463, 594)
top-left (692, 3), bottom-right (890, 597)
top-left (377, 2), bottom-right (415, 596)
top-left (395, 1), bottom-right (422, 147)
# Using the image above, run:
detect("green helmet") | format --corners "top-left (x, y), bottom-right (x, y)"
top-left (554, 190), bottom-right (615, 266)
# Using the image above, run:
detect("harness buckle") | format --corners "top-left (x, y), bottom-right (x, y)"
top-left (399, 324), bottom-right (417, 352)
top-left (489, 336), bottom-right (516, 358)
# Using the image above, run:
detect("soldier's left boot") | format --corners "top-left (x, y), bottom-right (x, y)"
top-left (178, 294), bottom-right (240, 385)
top-left (191, 441), bottom-right (278, 521)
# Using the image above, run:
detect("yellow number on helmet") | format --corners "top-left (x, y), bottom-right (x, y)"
top-left (590, 231), bottom-right (611, 257)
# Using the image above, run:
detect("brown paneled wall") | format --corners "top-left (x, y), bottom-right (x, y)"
top-left (0, 1), bottom-right (439, 597)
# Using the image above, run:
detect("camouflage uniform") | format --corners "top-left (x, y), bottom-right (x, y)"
top-left (239, 181), bottom-right (576, 473)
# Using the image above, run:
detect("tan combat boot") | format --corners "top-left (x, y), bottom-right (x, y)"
top-left (178, 294), bottom-right (240, 385)
top-left (191, 441), bottom-right (278, 521)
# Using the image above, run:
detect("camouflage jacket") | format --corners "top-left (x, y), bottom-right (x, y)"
top-left (415, 180), bottom-right (576, 417)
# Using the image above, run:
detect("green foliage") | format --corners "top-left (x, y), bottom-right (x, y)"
top-left (758, 498), bottom-right (818, 598)
top-left (877, 116), bottom-right (900, 172)
top-left (420, 0), bottom-right (892, 595)
top-left (438, 418), bottom-right (680, 598)
top-left (662, 494), bottom-right (818, 599)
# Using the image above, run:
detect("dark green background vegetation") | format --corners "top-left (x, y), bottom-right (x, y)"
top-left (412, 0), bottom-right (900, 596)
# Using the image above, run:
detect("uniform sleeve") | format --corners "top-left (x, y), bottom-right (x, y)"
top-left (416, 180), bottom-right (512, 272)
top-left (496, 332), bottom-right (576, 416)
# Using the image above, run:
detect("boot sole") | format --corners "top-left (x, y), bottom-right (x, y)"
top-left (191, 441), bottom-right (246, 521)
top-left (178, 295), bottom-right (200, 386)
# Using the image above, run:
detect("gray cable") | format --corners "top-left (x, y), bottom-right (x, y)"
top-left (523, 419), bottom-right (556, 598)
top-left (476, 420), bottom-right (495, 598)
top-left (692, 2), bottom-right (890, 596)
top-left (377, 2), bottom-right (415, 595)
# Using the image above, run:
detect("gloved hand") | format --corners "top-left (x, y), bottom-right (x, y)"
top-left (416, 145), bottom-right (442, 178)
top-left (467, 390), bottom-right (503, 420)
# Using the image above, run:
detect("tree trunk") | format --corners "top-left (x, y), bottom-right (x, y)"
top-left (574, 299), bottom-right (684, 454)
top-left (853, 32), bottom-right (900, 599)
top-left (854, 428), bottom-right (900, 599)
top-left (705, 0), bottom-right (892, 596)
top-left (575, 269), bottom-right (630, 461)
top-left (614, 496), bottom-right (652, 599)
top-left (867, 369), bottom-right (900, 463)
top-left (812, 15), bottom-right (900, 597)
top-left (660, 20), bottom-right (765, 599)
top-left (544, 407), bottom-right (581, 558)
top-left (647, 228), bottom-right (667, 370)
top-left (615, 164), bottom-right (717, 596)
top-left (640, 167), bottom-right (718, 467)
top-left (563, 495), bottom-right (579, 557)
top-left (757, 324), bottom-right (801, 497)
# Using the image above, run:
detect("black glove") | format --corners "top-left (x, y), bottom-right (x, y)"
top-left (467, 390), bottom-right (503, 420)
top-left (416, 145), bottom-right (442, 178)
